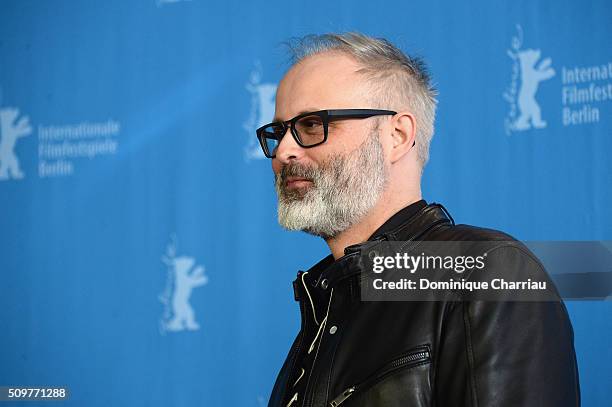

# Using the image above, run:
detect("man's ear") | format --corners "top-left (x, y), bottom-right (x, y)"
top-left (389, 112), bottom-right (416, 163)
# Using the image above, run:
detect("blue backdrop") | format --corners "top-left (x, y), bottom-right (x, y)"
top-left (1, 0), bottom-right (610, 405)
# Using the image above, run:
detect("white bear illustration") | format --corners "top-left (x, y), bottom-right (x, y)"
top-left (161, 244), bottom-right (208, 332)
top-left (244, 62), bottom-right (277, 160)
top-left (513, 49), bottom-right (555, 130)
top-left (0, 107), bottom-right (32, 180)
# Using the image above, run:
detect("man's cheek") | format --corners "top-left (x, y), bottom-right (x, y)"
top-left (272, 160), bottom-right (283, 174)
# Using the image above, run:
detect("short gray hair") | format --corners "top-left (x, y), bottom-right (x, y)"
top-left (285, 32), bottom-right (438, 169)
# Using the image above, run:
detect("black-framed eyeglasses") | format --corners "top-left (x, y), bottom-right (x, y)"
top-left (256, 109), bottom-right (397, 158)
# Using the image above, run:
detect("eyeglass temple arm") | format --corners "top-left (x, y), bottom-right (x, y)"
top-left (326, 110), bottom-right (414, 146)
top-left (327, 109), bottom-right (397, 118)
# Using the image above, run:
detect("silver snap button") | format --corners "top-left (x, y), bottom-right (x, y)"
top-left (320, 279), bottom-right (329, 290)
top-left (329, 325), bottom-right (338, 334)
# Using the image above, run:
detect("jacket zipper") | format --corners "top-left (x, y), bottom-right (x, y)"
top-left (329, 347), bottom-right (431, 407)
top-left (280, 299), bottom-right (306, 405)
top-left (302, 287), bottom-right (335, 407)
top-left (282, 271), bottom-right (321, 407)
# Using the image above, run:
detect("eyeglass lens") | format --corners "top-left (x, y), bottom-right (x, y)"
top-left (262, 114), bottom-right (326, 156)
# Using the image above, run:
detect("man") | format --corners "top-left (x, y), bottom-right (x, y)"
top-left (257, 33), bottom-right (580, 406)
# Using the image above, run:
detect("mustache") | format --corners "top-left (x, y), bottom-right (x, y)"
top-left (278, 162), bottom-right (320, 184)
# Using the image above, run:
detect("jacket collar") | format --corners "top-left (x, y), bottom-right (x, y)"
top-left (293, 202), bottom-right (454, 301)
top-left (367, 199), bottom-right (427, 240)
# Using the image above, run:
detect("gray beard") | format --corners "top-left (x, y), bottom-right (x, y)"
top-left (274, 130), bottom-right (388, 239)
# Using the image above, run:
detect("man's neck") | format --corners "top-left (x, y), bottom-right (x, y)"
top-left (325, 194), bottom-right (422, 259)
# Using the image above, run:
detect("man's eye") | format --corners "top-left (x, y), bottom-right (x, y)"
top-left (302, 119), bottom-right (322, 128)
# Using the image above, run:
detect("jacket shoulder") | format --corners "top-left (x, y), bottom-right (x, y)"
top-left (427, 222), bottom-right (519, 242)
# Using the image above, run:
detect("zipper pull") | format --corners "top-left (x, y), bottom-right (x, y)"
top-left (286, 392), bottom-right (298, 407)
top-left (329, 386), bottom-right (356, 407)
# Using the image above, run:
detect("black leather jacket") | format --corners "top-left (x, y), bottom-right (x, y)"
top-left (268, 203), bottom-right (580, 407)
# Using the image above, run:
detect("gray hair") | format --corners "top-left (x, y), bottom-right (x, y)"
top-left (285, 32), bottom-right (438, 169)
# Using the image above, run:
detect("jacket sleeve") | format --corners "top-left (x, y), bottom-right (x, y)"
top-left (434, 244), bottom-right (581, 407)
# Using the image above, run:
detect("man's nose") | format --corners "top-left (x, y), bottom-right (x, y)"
top-left (275, 127), bottom-right (305, 164)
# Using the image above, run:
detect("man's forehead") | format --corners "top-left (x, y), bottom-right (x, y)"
top-left (287, 51), bottom-right (360, 77)
top-left (274, 52), bottom-right (371, 121)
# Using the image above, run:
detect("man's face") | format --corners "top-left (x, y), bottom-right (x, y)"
top-left (272, 52), bottom-right (389, 238)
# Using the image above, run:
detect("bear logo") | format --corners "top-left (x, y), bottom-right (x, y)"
top-left (514, 49), bottom-right (555, 130)
top-left (159, 235), bottom-right (208, 333)
top-left (505, 25), bottom-right (555, 133)
top-left (0, 107), bottom-right (32, 180)
top-left (244, 61), bottom-right (277, 160)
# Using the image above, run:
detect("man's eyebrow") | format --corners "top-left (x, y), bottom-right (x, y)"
top-left (272, 108), bottom-right (322, 123)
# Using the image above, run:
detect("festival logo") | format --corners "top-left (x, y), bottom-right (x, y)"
top-left (37, 119), bottom-right (120, 178)
top-left (159, 235), bottom-right (208, 333)
top-left (244, 61), bottom-right (277, 161)
top-left (0, 107), bottom-right (32, 180)
top-left (504, 25), bottom-right (555, 134)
